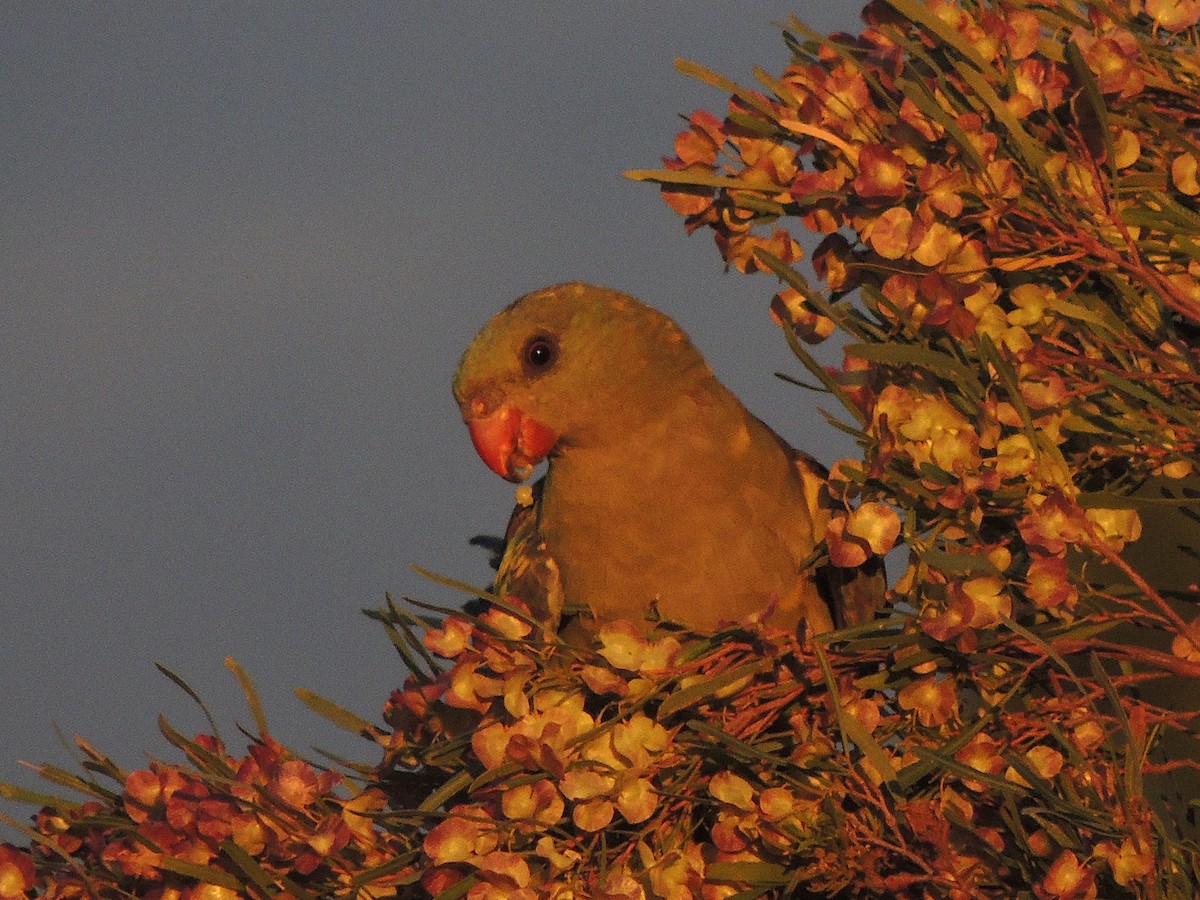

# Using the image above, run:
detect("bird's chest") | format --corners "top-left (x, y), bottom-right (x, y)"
top-left (537, 441), bottom-right (802, 626)
top-left (540, 450), bottom-right (682, 571)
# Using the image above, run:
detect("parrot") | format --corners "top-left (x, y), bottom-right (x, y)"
top-left (452, 282), bottom-right (884, 634)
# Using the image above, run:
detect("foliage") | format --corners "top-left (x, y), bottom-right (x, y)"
top-left (3, 0), bottom-right (1200, 897)
top-left (0, 657), bottom-right (413, 899)
top-left (625, 0), bottom-right (1200, 893)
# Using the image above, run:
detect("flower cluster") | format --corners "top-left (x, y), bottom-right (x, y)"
top-left (384, 607), bottom-right (846, 897)
top-left (8, 707), bottom-right (410, 898)
top-left (371, 591), bottom-right (1192, 898)
top-left (6, 586), bottom-right (1191, 898)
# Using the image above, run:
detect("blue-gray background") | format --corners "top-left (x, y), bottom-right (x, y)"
top-left (2, 3), bottom-right (864, 828)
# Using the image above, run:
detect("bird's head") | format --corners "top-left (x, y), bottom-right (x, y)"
top-left (452, 282), bottom-right (708, 482)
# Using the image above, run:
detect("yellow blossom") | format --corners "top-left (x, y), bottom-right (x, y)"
top-left (709, 772), bottom-right (756, 810)
top-left (1035, 849), bottom-right (1096, 899)
top-left (1096, 838), bottom-right (1155, 887)
top-left (1084, 507), bottom-right (1143, 551)
top-left (844, 501), bottom-right (902, 555)
top-left (596, 622), bottom-right (681, 674)
top-left (898, 675), bottom-right (959, 727)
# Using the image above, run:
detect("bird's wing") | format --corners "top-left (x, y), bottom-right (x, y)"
top-left (791, 451), bottom-right (888, 629)
top-left (822, 550), bottom-right (888, 629)
top-left (493, 478), bottom-right (565, 632)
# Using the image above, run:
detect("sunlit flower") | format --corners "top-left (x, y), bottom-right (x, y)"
top-left (0, 845), bottom-right (36, 899)
top-left (1019, 492), bottom-right (1087, 555)
top-left (1072, 27), bottom-right (1146, 98)
top-left (1173, 152), bottom-right (1200, 195)
top-left (873, 385), bottom-right (980, 477)
top-left (476, 850), bottom-right (532, 893)
top-left (535, 835), bottom-right (581, 873)
top-left (950, 575), bottom-right (1012, 630)
top-left (1071, 719), bottom-right (1107, 753)
top-left (424, 617), bottom-right (475, 658)
top-left (956, 733), bottom-right (1006, 791)
top-left (596, 622), bottom-right (680, 674)
top-left (709, 771), bottom-right (755, 810)
top-left (479, 604), bottom-right (532, 640)
top-left (1084, 507), bottom-right (1143, 552)
top-left (674, 109), bottom-right (725, 167)
top-left (1025, 555), bottom-right (1078, 609)
top-left (898, 675), bottom-right (959, 727)
top-left (643, 842), bottom-right (706, 898)
top-left (1096, 837), bottom-right (1155, 886)
top-left (269, 759), bottom-right (322, 810)
top-left (445, 659), bottom-right (505, 712)
top-left (846, 501), bottom-right (902, 556)
top-left (501, 779), bottom-right (564, 828)
top-left (852, 144), bottom-right (908, 199)
top-left (1035, 849), bottom-right (1097, 899)
top-left (864, 206), bottom-right (915, 259)
top-left (183, 885), bottom-right (240, 900)
top-left (423, 805), bottom-right (499, 865)
top-left (1007, 746), bottom-right (1064, 787)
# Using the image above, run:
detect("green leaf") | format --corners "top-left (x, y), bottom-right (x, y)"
top-left (468, 761), bottom-right (523, 794)
top-left (418, 770), bottom-right (473, 814)
top-left (977, 336), bottom-right (1073, 482)
top-left (156, 662), bottom-right (222, 742)
top-left (295, 688), bottom-right (380, 740)
top-left (623, 167), bottom-right (779, 192)
top-left (674, 58), bottom-right (779, 120)
top-left (685, 720), bottom-right (789, 768)
top-left (24, 762), bottom-right (119, 801)
top-left (706, 860), bottom-right (790, 885)
top-left (351, 853), bottom-right (423, 891)
top-left (410, 563), bottom-right (499, 601)
top-left (953, 60), bottom-right (1051, 177)
top-left (894, 71), bottom-right (988, 171)
top-left (1049, 295), bottom-right (1123, 334)
top-left (0, 780), bottom-right (75, 811)
top-left (845, 341), bottom-right (985, 399)
top-left (220, 838), bottom-right (311, 898)
top-left (1096, 368), bottom-right (1197, 427)
top-left (906, 746), bottom-right (1027, 796)
top-left (1064, 38), bottom-right (1112, 162)
top-left (157, 854), bottom-right (244, 890)
top-left (156, 716), bottom-right (236, 776)
top-left (366, 593), bottom-right (443, 683)
top-left (225, 656), bottom-right (269, 737)
top-left (1089, 653), bottom-right (1146, 803)
top-left (918, 548), bottom-right (1003, 577)
top-left (757, 249), bottom-right (882, 341)
top-left (659, 661), bottom-right (771, 718)
top-left (814, 644), bottom-right (898, 785)
top-left (432, 874), bottom-right (480, 900)
top-left (883, 0), bottom-right (988, 69)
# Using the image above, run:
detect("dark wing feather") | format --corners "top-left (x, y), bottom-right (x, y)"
top-left (791, 451), bottom-right (888, 629)
top-left (493, 478), bottom-right (564, 631)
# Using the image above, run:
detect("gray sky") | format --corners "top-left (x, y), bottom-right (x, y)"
top-left (2, 3), bottom-right (865, 824)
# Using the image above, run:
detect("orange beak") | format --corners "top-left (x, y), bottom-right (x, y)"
top-left (463, 401), bottom-right (557, 483)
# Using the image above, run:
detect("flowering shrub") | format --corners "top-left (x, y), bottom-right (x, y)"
top-left (0, 660), bottom-right (414, 898)
top-left (626, 0), bottom-right (1200, 893)
top-left (4, 1), bottom-right (1200, 896)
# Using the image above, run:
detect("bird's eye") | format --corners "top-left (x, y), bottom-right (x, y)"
top-left (522, 334), bottom-right (558, 373)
